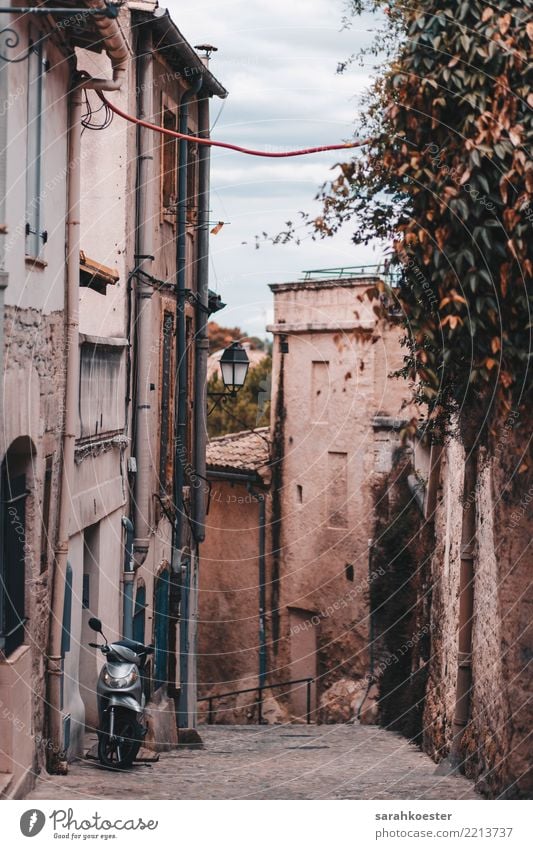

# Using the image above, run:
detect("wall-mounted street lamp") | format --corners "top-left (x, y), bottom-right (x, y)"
top-left (208, 341), bottom-right (250, 408)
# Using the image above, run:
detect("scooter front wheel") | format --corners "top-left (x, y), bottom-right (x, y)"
top-left (98, 708), bottom-right (143, 770)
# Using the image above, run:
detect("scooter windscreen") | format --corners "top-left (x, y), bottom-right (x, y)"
top-left (106, 643), bottom-right (140, 664)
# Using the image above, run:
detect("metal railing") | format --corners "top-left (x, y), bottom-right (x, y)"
top-left (198, 677), bottom-right (314, 725)
top-left (301, 264), bottom-right (401, 284)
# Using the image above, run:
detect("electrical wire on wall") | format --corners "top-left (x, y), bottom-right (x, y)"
top-left (81, 89), bottom-right (114, 133)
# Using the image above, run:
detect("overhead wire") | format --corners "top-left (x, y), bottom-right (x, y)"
top-left (95, 90), bottom-right (371, 158)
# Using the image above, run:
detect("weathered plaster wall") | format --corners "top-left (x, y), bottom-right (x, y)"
top-left (198, 479), bottom-right (264, 722)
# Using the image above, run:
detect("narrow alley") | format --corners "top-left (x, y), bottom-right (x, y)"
top-left (28, 725), bottom-right (479, 801)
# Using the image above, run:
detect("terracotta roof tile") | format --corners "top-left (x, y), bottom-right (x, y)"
top-left (206, 428), bottom-right (270, 480)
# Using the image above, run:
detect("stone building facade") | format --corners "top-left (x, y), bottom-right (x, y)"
top-left (197, 274), bottom-right (413, 724)
top-left (266, 275), bottom-right (412, 721)
top-left (1, 0), bottom-right (227, 796)
top-left (0, 7), bottom-right (72, 797)
top-left (67, 1), bottom-right (227, 754)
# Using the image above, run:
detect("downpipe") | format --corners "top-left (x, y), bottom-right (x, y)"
top-left (122, 516), bottom-right (134, 640)
top-left (173, 75), bottom-right (202, 729)
top-left (247, 482), bottom-right (267, 688)
top-left (190, 93), bottom-right (211, 544)
top-left (132, 31), bottom-right (155, 567)
top-left (47, 82), bottom-right (82, 774)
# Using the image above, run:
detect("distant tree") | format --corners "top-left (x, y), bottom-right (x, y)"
top-left (207, 322), bottom-right (244, 354)
top-left (207, 355), bottom-right (272, 438)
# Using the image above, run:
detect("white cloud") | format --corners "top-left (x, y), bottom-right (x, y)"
top-left (165, 0), bottom-right (381, 336)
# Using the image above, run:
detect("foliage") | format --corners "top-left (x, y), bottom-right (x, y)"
top-left (207, 322), bottom-right (269, 354)
top-left (207, 355), bottom-right (272, 438)
top-left (207, 321), bottom-right (244, 354)
top-left (314, 0), bottom-right (533, 439)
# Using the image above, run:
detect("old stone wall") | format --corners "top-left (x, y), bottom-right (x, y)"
top-left (423, 421), bottom-right (532, 798)
top-left (3, 304), bottom-right (66, 780)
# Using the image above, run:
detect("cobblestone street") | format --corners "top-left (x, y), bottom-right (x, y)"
top-left (28, 725), bottom-right (480, 800)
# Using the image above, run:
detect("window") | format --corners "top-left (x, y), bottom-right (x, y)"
top-left (79, 340), bottom-right (126, 438)
top-left (161, 106), bottom-right (177, 221)
top-left (186, 138), bottom-right (198, 223)
top-left (154, 569), bottom-right (170, 688)
top-left (25, 36), bottom-right (46, 257)
top-left (158, 312), bottom-right (175, 493)
top-left (0, 457), bottom-right (28, 655)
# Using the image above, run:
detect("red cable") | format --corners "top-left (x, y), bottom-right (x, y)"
top-left (96, 91), bottom-right (370, 158)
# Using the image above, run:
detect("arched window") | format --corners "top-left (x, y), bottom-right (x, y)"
top-left (133, 583), bottom-right (146, 645)
top-left (0, 441), bottom-right (32, 655)
top-left (154, 569), bottom-right (170, 689)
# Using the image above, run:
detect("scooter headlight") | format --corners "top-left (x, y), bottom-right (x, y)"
top-left (103, 668), bottom-right (138, 688)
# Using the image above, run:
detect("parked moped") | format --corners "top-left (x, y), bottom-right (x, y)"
top-left (88, 617), bottom-right (154, 769)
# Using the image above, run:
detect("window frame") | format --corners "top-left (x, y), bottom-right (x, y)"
top-left (25, 34), bottom-right (47, 258)
top-left (158, 309), bottom-right (175, 494)
top-left (160, 96), bottom-right (178, 225)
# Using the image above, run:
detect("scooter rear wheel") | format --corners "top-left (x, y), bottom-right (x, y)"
top-left (98, 709), bottom-right (143, 769)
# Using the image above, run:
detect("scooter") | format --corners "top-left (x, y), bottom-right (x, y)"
top-left (88, 617), bottom-right (154, 769)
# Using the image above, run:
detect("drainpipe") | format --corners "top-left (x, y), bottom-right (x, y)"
top-left (436, 445), bottom-right (477, 774)
top-left (47, 19), bottom-right (128, 772)
top-left (122, 516), bottom-right (134, 640)
top-left (131, 31), bottom-right (154, 567)
top-left (82, 0), bottom-right (128, 90)
top-left (47, 82), bottom-right (83, 773)
top-left (191, 92), bottom-right (211, 544)
top-left (174, 74), bottom-right (202, 729)
top-left (256, 492), bottom-right (267, 688)
top-left (0, 54), bottom-right (7, 459)
top-left (246, 482), bottom-right (267, 688)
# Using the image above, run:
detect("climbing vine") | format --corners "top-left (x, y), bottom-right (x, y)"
top-left (315, 0), bottom-right (533, 439)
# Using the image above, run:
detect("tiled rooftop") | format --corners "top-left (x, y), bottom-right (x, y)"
top-left (206, 428), bottom-right (270, 480)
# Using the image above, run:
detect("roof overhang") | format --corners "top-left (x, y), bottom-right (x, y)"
top-left (133, 6), bottom-right (228, 99)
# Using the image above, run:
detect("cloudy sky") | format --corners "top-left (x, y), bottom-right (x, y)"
top-left (168, 0), bottom-right (383, 336)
